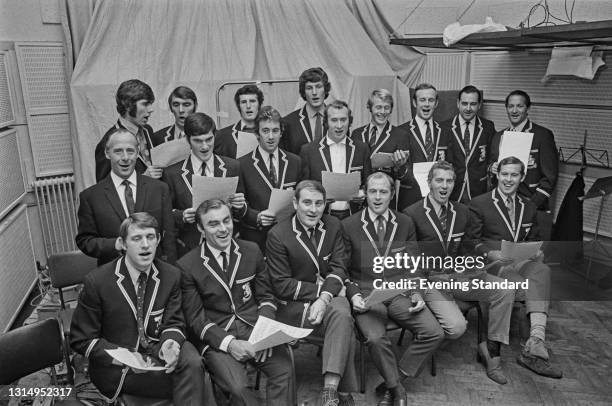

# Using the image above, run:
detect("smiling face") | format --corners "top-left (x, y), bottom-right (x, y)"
top-left (506, 95), bottom-right (529, 127)
top-left (170, 96), bottom-right (196, 129)
top-left (257, 119), bottom-right (281, 154)
top-left (457, 92), bottom-right (481, 122)
top-left (412, 88), bottom-right (438, 121)
top-left (497, 163), bottom-right (525, 196)
top-left (238, 94), bottom-right (260, 123)
top-left (326, 106), bottom-right (349, 143)
top-left (370, 97), bottom-right (392, 127)
top-left (428, 168), bottom-right (455, 206)
top-left (188, 131), bottom-right (215, 163)
top-left (304, 81), bottom-right (326, 109)
top-left (366, 176), bottom-right (393, 216)
top-left (120, 225), bottom-right (159, 272)
top-left (106, 131), bottom-right (138, 179)
top-left (127, 99), bottom-right (154, 127)
top-left (198, 204), bottom-right (233, 251)
top-left (293, 188), bottom-right (325, 229)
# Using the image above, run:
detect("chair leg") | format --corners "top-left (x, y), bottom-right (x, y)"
top-left (430, 354), bottom-right (437, 376)
top-left (288, 346), bottom-right (297, 406)
top-left (254, 369), bottom-right (261, 390)
top-left (359, 341), bottom-right (366, 393)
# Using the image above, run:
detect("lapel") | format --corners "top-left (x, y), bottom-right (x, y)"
top-left (143, 263), bottom-right (161, 332)
top-left (278, 149), bottom-right (289, 187)
top-left (231, 122), bottom-right (241, 145)
top-left (298, 106), bottom-right (313, 143)
top-left (409, 120), bottom-right (428, 158)
top-left (103, 176), bottom-right (127, 220)
top-left (469, 117), bottom-right (484, 162)
top-left (360, 209), bottom-right (398, 258)
top-left (345, 137), bottom-right (356, 172)
top-left (164, 126), bottom-right (174, 142)
top-left (450, 116), bottom-right (466, 157)
top-left (370, 122), bottom-right (392, 155)
top-left (491, 189), bottom-right (524, 242)
top-left (318, 138), bottom-right (332, 172)
top-left (523, 119), bottom-right (533, 133)
top-left (134, 175), bottom-right (147, 212)
top-left (180, 157), bottom-right (194, 195)
top-left (252, 149), bottom-right (273, 190)
top-left (213, 155), bottom-right (228, 177)
top-left (292, 216), bottom-right (325, 271)
top-left (356, 125), bottom-right (368, 144)
top-left (423, 197), bottom-right (455, 252)
top-left (432, 121), bottom-right (441, 157)
top-left (200, 241), bottom-right (242, 303)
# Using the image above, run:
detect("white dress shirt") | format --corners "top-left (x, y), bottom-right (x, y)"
top-left (257, 146), bottom-right (279, 182)
top-left (458, 116), bottom-right (475, 148)
top-left (414, 115), bottom-right (433, 145)
top-left (110, 171), bottom-right (137, 217)
top-left (305, 104), bottom-right (325, 139)
top-left (327, 136), bottom-right (349, 210)
top-left (205, 242), bottom-right (234, 352)
top-left (124, 258), bottom-right (151, 293)
top-left (190, 152), bottom-right (214, 177)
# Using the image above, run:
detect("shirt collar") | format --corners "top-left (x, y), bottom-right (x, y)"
top-left (367, 207), bottom-right (389, 223)
top-left (370, 121), bottom-right (387, 134)
top-left (124, 256), bottom-right (151, 287)
top-left (510, 118), bottom-right (528, 132)
top-left (326, 136), bottom-right (347, 146)
top-left (239, 119), bottom-right (255, 132)
top-left (190, 152), bottom-right (214, 174)
top-left (497, 187), bottom-right (516, 203)
top-left (174, 124), bottom-right (184, 137)
top-left (110, 170), bottom-right (137, 188)
top-left (427, 194), bottom-right (448, 216)
top-left (305, 103), bottom-right (324, 119)
top-left (206, 242), bottom-right (231, 263)
top-left (414, 115), bottom-right (431, 130)
top-left (458, 115), bottom-right (475, 127)
top-left (119, 116), bottom-right (140, 135)
top-left (257, 146), bottom-right (278, 162)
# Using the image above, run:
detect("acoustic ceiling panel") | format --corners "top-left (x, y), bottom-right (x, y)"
top-left (28, 114), bottom-right (73, 176)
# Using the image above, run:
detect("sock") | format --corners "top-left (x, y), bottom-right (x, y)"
top-left (529, 312), bottom-right (547, 341)
top-left (487, 340), bottom-right (501, 357)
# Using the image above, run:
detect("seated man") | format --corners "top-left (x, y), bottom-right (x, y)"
top-left (178, 199), bottom-right (294, 406)
top-left (151, 86), bottom-right (197, 146)
top-left (70, 212), bottom-right (211, 405)
top-left (466, 156), bottom-right (562, 379)
top-left (404, 161), bottom-right (515, 384)
top-left (343, 172), bottom-right (447, 406)
top-left (239, 106), bottom-right (301, 253)
top-left (77, 129), bottom-right (176, 266)
top-left (266, 180), bottom-right (358, 406)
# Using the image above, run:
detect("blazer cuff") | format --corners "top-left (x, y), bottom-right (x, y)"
top-left (219, 335), bottom-right (235, 353)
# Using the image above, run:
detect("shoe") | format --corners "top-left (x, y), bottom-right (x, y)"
top-left (378, 387), bottom-right (408, 406)
top-left (338, 393), bottom-right (355, 406)
top-left (378, 390), bottom-right (394, 406)
top-left (524, 336), bottom-right (549, 360)
top-left (517, 353), bottom-right (563, 379)
top-left (321, 387), bottom-right (340, 406)
top-left (477, 342), bottom-right (508, 384)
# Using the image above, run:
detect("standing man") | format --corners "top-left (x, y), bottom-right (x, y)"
top-left (300, 100), bottom-right (371, 220)
top-left (214, 84), bottom-right (263, 159)
top-left (70, 213), bottom-right (211, 405)
top-left (396, 83), bottom-right (451, 210)
top-left (404, 161), bottom-right (515, 384)
top-left (161, 112), bottom-right (247, 258)
top-left (266, 180), bottom-right (358, 406)
top-left (77, 129), bottom-right (176, 265)
top-left (343, 172), bottom-right (447, 406)
top-left (151, 86), bottom-right (198, 147)
top-left (282, 67), bottom-right (330, 155)
top-left (466, 156), bottom-right (562, 379)
top-left (179, 199), bottom-right (294, 406)
top-left (239, 106), bottom-right (301, 253)
top-left (95, 79), bottom-right (163, 181)
top-left (490, 90), bottom-right (559, 238)
top-left (441, 85), bottom-right (496, 202)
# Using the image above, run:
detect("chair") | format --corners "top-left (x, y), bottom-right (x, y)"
top-left (0, 318), bottom-right (83, 405)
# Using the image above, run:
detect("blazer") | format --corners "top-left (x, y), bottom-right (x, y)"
top-left (465, 189), bottom-right (540, 257)
top-left (299, 136), bottom-right (371, 214)
top-left (281, 106), bottom-right (317, 155)
top-left (177, 239), bottom-right (276, 355)
top-left (266, 214), bottom-right (348, 326)
top-left (238, 148), bottom-right (301, 250)
top-left (441, 115), bottom-right (496, 201)
top-left (76, 174), bottom-right (177, 265)
top-left (342, 209), bottom-right (420, 298)
top-left (214, 121), bottom-right (255, 159)
top-left (95, 120), bottom-right (154, 182)
top-left (161, 154), bottom-right (245, 258)
top-left (151, 124), bottom-right (182, 147)
top-left (489, 120), bottom-right (559, 210)
top-left (70, 258), bottom-right (185, 400)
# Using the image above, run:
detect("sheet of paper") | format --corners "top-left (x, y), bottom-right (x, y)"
top-left (364, 289), bottom-right (404, 307)
top-left (236, 131), bottom-right (259, 158)
top-left (371, 152), bottom-right (394, 169)
top-left (413, 162), bottom-right (435, 197)
top-left (321, 171), bottom-right (361, 201)
top-left (192, 176), bottom-right (238, 208)
top-left (105, 348), bottom-right (167, 371)
top-left (150, 138), bottom-right (191, 167)
top-left (248, 316), bottom-right (312, 352)
top-left (501, 240), bottom-right (543, 263)
top-left (498, 131), bottom-right (534, 170)
top-left (268, 188), bottom-right (295, 222)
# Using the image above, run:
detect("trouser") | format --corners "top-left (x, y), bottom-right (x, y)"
top-left (498, 260), bottom-right (551, 315)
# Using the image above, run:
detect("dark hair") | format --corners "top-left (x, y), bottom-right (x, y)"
top-left (365, 172), bottom-right (395, 195)
top-left (295, 180), bottom-right (326, 202)
top-left (323, 100), bottom-right (353, 133)
top-left (184, 112), bottom-right (216, 140)
top-left (427, 160), bottom-right (456, 182)
top-left (412, 83), bottom-right (438, 101)
top-left (505, 90), bottom-right (531, 108)
top-left (255, 105), bottom-right (284, 135)
top-left (116, 79), bottom-right (155, 117)
top-left (367, 88), bottom-right (394, 111)
top-left (298, 67), bottom-right (331, 101)
top-left (498, 156), bottom-right (525, 176)
top-left (234, 84), bottom-right (264, 110)
top-left (119, 212), bottom-right (159, 240)
top-left (458, 85), bottom-right (482, 103)
top-left (105, 128), bottom-right (138, 150)
top-left (195, 198), bottom-right (232, 227)
top-left (168, 86), bottom-right (197, 110)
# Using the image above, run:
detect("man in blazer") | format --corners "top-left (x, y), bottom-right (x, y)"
top-left (178, 199), bottom-right (294, 406)
top-left (70, 213), bottom-right (211, 405)
top-left (466, 156), bottom-right (562, 379)
top-left (214, 84), bottom-right (263, 159)
top-left (404, 161), bottom-right (515, 384)
top-left (239, 106), bottom-right (301, 253)
top-left (489, 90), bottom-right (559, 213)
top-left (351, 89), bottom-right (411, 211)
top-left (95, 79), bottom-right (163, 181)
top-left (76, 129), bottom-right (176, 266)
top-left (343, 172), bottom-right (446, 406)
top-left (266, 180), bottom-right (358, 406)
top-left (281, 67), bottom-right (330, 154)
top-left (441, 85), bottom-right (496, 202)
top-left (162, 112), bottom-right (247, 258)
top-left (300, 100), bottom-right (371, 220)
top-left (396, 83), bottom-right (452, 210)
top-left (151, 86), bottom-right (197, 147)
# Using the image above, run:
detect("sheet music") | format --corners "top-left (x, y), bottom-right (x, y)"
top-left (268, 188), bottom-right (295, 222)
top-left (321, 171), bottom-right (361, 201)
top-left (371, 152), bottom-right (394, 169)
top-left (498, 131), bottom-right (533, 169)
top-left (413, 162), bottom-right (435, 197)
top-left (364, 289), bottom-right (404, 307)
top-left (150, 138), bottom-right (191, 167)
top-left (192, 176), bottom-right (238, 208)
top-left (248, 316), bottom-right (312, 352)
top-left (236, 131), bottom-right (259, 158)
top-left (106, 348), bottom-right (167, 371)
top-left (501, 240), bottom-right (543, 263)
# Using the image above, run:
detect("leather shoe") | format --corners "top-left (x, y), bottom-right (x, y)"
top-left (338, 393), bottom-right (355, 406)
top-left (477, 342), bottom-right (508, 384)
top-left (524, 336), bottom-right (549, 360)
top-left (517, 352), bottom-right (562, 379)
top-left (378, 388), bottom-right (407, 406)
